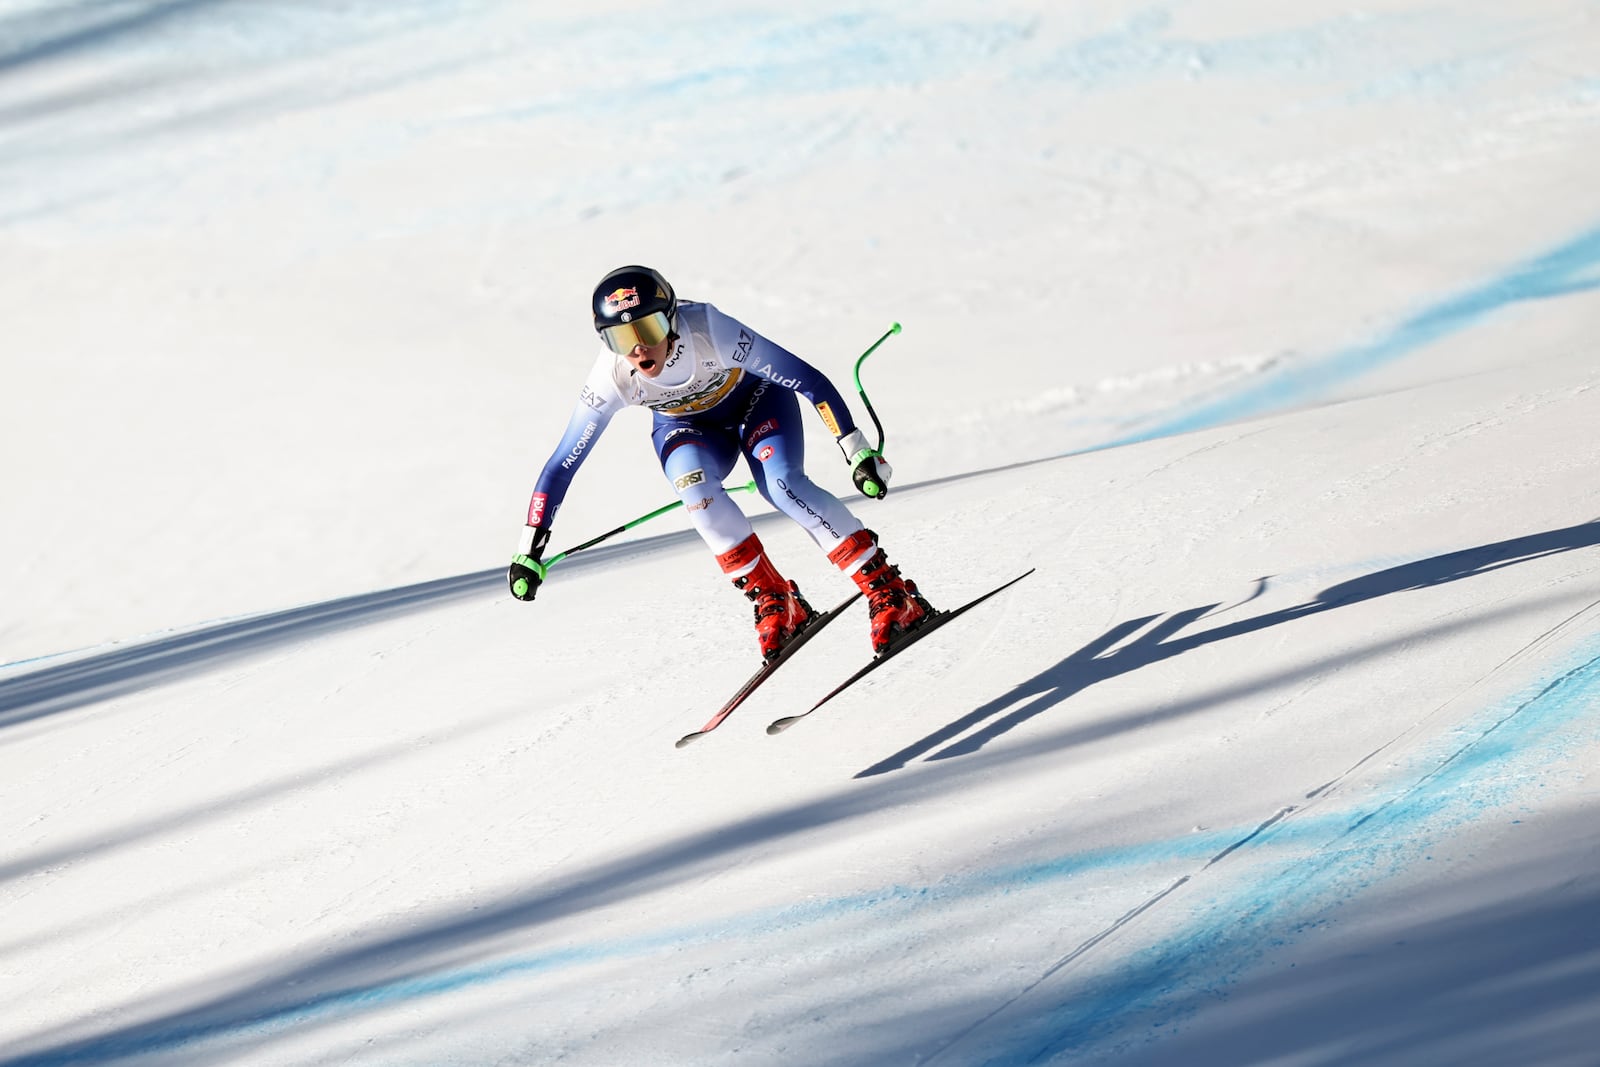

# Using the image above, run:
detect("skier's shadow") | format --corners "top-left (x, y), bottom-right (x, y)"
top-left (856, 519), bottom-right (1600, 778)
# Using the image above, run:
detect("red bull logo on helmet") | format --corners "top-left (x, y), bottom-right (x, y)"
top-left (603, 287), bottom-right (641, 315)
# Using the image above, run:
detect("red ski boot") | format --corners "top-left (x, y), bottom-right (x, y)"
top-left (829, 530), bottom-right (933, 654)
top-left (718, 534), bottom-right (814, 660)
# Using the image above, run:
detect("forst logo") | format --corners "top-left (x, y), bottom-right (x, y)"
top-left (674, 469), bottom-right (707, 491)
top-left (603, 287), bottom-right (640, 315)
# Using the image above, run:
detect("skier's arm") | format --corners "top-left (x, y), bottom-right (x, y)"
top-left (509, 361), bottom-right (623, 600)
top-left (729, 321), bottom-right (894, 499)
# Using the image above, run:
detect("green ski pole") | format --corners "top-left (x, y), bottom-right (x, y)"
top-left (847, 322), bottom-right (901, 497)
top-left (511, 480), bottom-right (759, 596)
top-left (853, 321), bottom-right (900, 453)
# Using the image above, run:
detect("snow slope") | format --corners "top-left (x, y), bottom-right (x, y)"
top-left (3, 2), bottom-right (1599, 1064)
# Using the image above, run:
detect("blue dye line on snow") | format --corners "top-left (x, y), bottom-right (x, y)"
top-left (973, 634), bottom-right (1600, 1066)
top-left (11, 633), bottom-right (1600, 1066)
top-left (1093, 223), bottom-right (1600, 451)
top-left (0, 830), bottom-right (1245, 1067)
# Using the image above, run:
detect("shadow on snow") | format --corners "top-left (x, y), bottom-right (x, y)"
top-left (936, 808), bottom-right (1600, 1067)
top-left (4, 521), bottom-right (1600, 1065)
top-left (0, 533), bottom-right (701, 732)
top-left (856, 519), bottom-right (1600, 777)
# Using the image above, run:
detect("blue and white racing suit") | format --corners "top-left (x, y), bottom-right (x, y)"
top-left (521, 300), bottom-right (876, 564)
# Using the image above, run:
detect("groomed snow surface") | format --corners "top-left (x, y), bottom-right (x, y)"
top-left (3, 2), bottom-right (1599, 1064)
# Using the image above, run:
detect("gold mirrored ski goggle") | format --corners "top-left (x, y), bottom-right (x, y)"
top-left (600, 311), bottom-right (673, 354)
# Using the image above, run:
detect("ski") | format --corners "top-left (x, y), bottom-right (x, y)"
top-left (767, 569), bottom-right (1036, 735)
top-left (675, 591), bottom-right (863, 747)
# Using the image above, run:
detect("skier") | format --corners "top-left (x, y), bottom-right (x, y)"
top-left (508, 265), bottom-right (932, 659)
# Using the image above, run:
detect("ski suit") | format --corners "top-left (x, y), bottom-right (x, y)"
top-left (524, 301), bottom-right (872, 562)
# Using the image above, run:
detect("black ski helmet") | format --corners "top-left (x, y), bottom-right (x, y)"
top-left (592, 265), bottom-right (676, 352)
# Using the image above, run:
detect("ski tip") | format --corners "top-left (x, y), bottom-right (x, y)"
top-left (766, 717), bottom-right (799, 735)
top-left (674, 732), bottom-right (703, 748)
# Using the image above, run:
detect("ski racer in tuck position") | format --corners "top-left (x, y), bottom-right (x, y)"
top-left (508, 265), bottom-right (933, 659)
